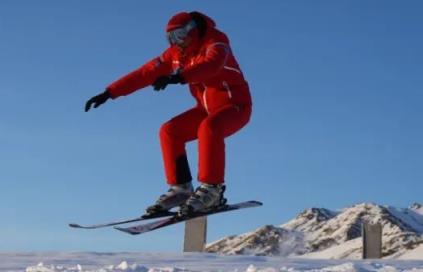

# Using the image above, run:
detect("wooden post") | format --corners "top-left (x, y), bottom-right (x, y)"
top-left (362, 222), bottom-right (382, 259)
top-left (183, 216), bottom-right (207, 252)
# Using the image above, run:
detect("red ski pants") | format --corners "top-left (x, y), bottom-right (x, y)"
top-left (159, 104), bottom-right (251, 185)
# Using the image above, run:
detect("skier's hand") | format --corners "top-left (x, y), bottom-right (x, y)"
top-left (153, 73), bottom-right (185, 91)
top-left (85, 90), bottom-right (111, 112)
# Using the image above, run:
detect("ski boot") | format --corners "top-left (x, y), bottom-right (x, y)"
top-left (146, 182), bottom-right (193, 215)
top-left (178, 183), bottom-right (227, 217)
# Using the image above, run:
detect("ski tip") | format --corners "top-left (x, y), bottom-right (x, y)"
top-left (251, 200), bottom-right (263, 206)
top-left (69, 223), bottom-right (81, 228)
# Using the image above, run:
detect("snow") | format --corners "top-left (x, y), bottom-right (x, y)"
top-left (206, 225), bottom-right (308, 256)
top-left (5, 203), bottom-right (421, 271)
top-left (2, 252), bottom-right (422, 272)
top-left (411, 204), bottom-right (423, 216)
top-left (386, 206), bottom-right (423, 233)
top-left (397, 244), bottom-right (423, 260)
top-left (209, 202), bottom-right (423, 259)
top-left (301, 238), bottom-right (362, 259)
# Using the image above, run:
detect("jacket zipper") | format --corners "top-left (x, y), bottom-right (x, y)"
top-left (223, 66), bottom-right (241, 74)
top-left (223, 81), bottom-right (232, 99)
top-left (202, 84), bottom-right (209, 113)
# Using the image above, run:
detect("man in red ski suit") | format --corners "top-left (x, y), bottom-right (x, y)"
top-left (85, 11), bottom-right (252, 215)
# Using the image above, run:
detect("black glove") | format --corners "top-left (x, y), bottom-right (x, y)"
top-left (153, 73), bottom-right (185, 91)
top-left (85, 90), bottom-right (111, 112)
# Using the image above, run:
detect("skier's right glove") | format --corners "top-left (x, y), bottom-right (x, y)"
top-left (153, 73), bottom-right (185, 91)
top-left (85, 89), bottom-right (111, 112)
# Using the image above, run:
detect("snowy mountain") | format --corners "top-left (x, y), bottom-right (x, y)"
top-left (206, 202), bottom-right (423, 259)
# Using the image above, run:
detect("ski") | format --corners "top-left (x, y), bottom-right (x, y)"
top-left (69, 210), bottom-right (175, 229)
top-left (114, 200), bottom-right (262, 235)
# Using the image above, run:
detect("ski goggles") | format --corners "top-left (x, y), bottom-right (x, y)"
top-left (167, 20), bottom-right (196, 45)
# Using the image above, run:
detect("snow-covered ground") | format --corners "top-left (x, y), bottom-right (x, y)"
top-left (2, 252), bottom-right (422, 272)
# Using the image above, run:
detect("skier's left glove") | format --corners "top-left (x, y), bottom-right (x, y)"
top-left (85, 89), bottom-right (111, 112)
top-left (153, 73), bottom-right (185, 91)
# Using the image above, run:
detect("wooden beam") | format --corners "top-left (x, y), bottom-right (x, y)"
top-left (183, 216), bottom-right (207, 252)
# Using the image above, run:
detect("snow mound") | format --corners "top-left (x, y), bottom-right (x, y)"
top-left (397, 244), bottom-right (423, 260)
top-left (24, 260), bottom-right (423, 272)
top-left (25, 261), bottom-right (188, 272)
top-left (26, 261), bottom-right (148, 272)
top-left (16, 252), bottom-right (423, 272)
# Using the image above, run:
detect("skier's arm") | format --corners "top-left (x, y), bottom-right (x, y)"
top-left (180, 43), bottom-right (230, 83)
top-left (107, 50), bottom-right (173, 99)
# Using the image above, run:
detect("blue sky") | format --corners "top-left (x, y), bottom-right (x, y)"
top-left (0, 1), bottom-right (422, 252)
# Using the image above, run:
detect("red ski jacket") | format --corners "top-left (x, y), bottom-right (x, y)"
top-left (107, 14), bottom-right (252, 113)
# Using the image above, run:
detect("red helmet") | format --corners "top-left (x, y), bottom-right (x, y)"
top-left (166, 12), bottom-right (193, 32)
top-left (166, 12), bottom-right (197, 45)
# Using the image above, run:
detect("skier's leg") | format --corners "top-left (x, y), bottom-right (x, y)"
top-left (197, 105), bottom-right (251, 184)
top-left (159, 107), bottom-right (207, 185)
top-left (179, 105), bottom-right (251, 215)
top-left (147, 107), bottom-right (207, 213)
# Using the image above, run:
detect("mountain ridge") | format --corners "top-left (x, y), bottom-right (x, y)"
top-left (206, 202), bottom-right (423, 259)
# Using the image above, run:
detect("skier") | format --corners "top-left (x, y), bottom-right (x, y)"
top-left (85, 11), bottom-right (252, 216)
